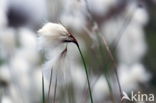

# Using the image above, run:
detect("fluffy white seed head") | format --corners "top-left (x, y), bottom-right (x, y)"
top-left (38, 23), bottom-right (71, 50)
top-left (38, 23), bottom-right (69, 37)
top-left (119, 63), bottom-right (150, 92)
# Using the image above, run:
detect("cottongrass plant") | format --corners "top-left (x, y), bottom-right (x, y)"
top-left (38, 22), bottom-right (93, 103)
top-left (37, 3), bottom-right (147, 103)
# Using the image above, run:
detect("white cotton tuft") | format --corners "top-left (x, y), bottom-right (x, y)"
top-left (1, 96), bottom-right (13, 103)
top-left (0, 10), bottom-right (7, 28)
top-left (130, 64), bottom-right (151, 83)
top-left (14, 48), bottom-right (40, 65)
top-left (101, 18), bottom-right (122, 44)
top-left (125, 2), bottom-right (148, 26)
top-left (60, 0), bottom-right (87, 33)
top-left (119, 63), bottom-right (151, 93)
top-left (0, 28), bottom-right (16, 59)
top-left (0, 0), bottom-right (8, 28)
top-left (0, 65), bottom-right (11, 84)
top-left (38, 23), bottom-right (68, 37)
top-left (132, 8), bottom-right (149, 26)
top-left (60, 14), bottom-right (86, 33)
top-left (88, 0), bottom-right (118, 16)
top-left (0, 28), bottom-right (16, 50)
top-left (10, 54), bottom-right (30, 74)
top-left (38, 23), bottom-right (70, 50)
top-left (117, 25), bottom-right (147, 64)
top-left (19, 28), bottom-right (37, 48)
top-left (119, 64), bottom-right (138, 92)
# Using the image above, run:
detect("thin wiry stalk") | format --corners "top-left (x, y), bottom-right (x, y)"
top-left (42, 72), bottom-right (45, 103)
top-left (99, 6), bottom-right (137, 101)
top-left (96, 33), bottom-right (115, 103)
top-left (99, 6), bottom-right (136, 69)
top-left (84, 0), bottom-right (137, 102)
top-left (76, 43), bottom-right (94, 103)
top-left (48, 68), bottom-right (53, 103)
top-left (53, 76), bottom-right (57, 103)
top-left (83, 0), bottom-right (124, 99)
top-left (102, 37), bottom-right (123, 99)
top-left (105, 74), bottom-right (115, 103)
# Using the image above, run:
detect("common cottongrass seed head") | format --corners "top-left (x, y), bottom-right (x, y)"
top-left (38, 22), bottom-right (77, 50)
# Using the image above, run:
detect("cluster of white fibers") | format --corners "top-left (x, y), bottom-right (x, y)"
top-left (60, 0), bottom-right (87, 33)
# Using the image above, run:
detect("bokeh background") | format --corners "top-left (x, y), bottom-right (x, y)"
top-left (0, 0), bottom-right (156, 103)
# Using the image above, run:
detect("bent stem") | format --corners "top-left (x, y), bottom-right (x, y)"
top-left (105, 74), bottom-right (115, 103)
top-left (53, 76), bottom-right (57, 103)
top-left (76, 43), bottom-right (94, 103)
top-left (48, 68), bottom-right (53, 103)
top-left (42, 72), bottom-right (45, 103)
top-left (102, 37), bottom-right (122, 99)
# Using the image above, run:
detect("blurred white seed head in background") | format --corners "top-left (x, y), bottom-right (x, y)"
top-left (16, 28), bottom-right (40, 65)
top-left (0, 28), bottom-right (16, 59)
top-left (0, 0), bottom-right (8, 28)
top-left (0, 10), bottom-right (8, 28)
top-left (101, 18), bottom-right (122, 44)
top-left (119, 63), bottom-right (151, 92)
top-left (0, 28), bottom-right (16, 49)
top-left (60, 0), bottom-right (87, 33)
top-left (125, 2), bottom-right (149, 26)
top-left (132, 8), bottom-right (149, 26)
top-left (117, 25), bottom-right (147, 64)
top-left (1, 96), bottom-right (13, 103)
top-left (0, 65), bottom-right (11, 84)
top-left (87, 0), bottom-right (118, 16)
top-left (10, 54), bottom-right (30, 74)
top-left (19, 28), bottom-right (37, 49)
top-left (0, 0), bottom-right (8, 12)
top-left (15, 48), bottom-right (40, 65)
top-left (47, 0), bottom-right (64, 21)
top-left (130, 63), bottom-right (151, 83)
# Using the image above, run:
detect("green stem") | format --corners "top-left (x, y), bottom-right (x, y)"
top-left (76, 44), bottom-right (94, 103)
top-left (42, 72), bottom-right (45, 103)
top-left (53, 76), bottom-right (57, 103)
top-left (48, 68), bottom-right (53, 103)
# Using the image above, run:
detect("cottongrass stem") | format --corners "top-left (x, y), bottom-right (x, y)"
top-left (42, 72), bottom-right (45, 103)
top-left (53, 76), bottom-right (57, 103)
top-left (76, 43), bottom-right (94, 103)
top-left (102, 37), bottom-right (122, 99)
top-left (47, 68), bottom-right (53, 103)
top-left (67, 33), bottom-right (94, 103)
